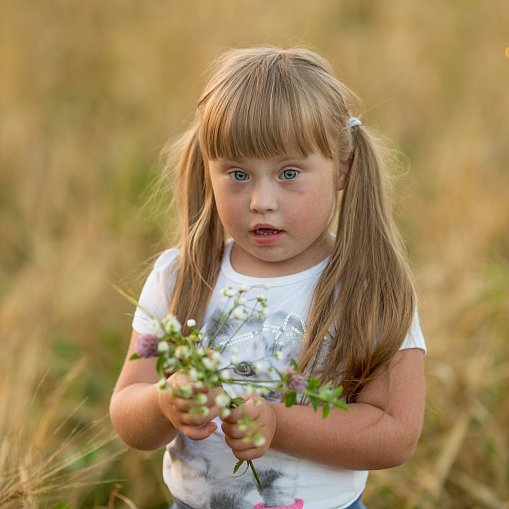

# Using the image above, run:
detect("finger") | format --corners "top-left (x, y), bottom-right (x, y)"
top-left (221, 422), bottom-right (247, 439)
top-left (181, 422), bottom-right (217, 441)
top-left (230, 447), bottom-right (264, 462)
top-left (181, 405), bottom-right (220, 426)
top-left (224, 435), bottom-right (255, 452)
top-left (171, 397), bottom-right (192, 413)
top-left (221, 406), bottom-right (244, 423)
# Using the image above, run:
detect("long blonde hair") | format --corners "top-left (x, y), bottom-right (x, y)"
top-left (157, 46), bottom-right (416, 402)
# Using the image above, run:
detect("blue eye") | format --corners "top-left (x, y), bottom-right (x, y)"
top-left (282, 169), bottom-right (298, 180)
top-left (232, 171), bottom-right (248, 181)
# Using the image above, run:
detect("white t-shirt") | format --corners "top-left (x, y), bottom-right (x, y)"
top-left (132, 239), bottom-right (426, 509)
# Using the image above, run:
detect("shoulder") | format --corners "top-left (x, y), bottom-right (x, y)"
top-left (153, 248), bottom-right (181, 273)
top-left (400, 308), bottom-right (427, 355)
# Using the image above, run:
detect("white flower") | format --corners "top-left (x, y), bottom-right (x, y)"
top-left (157, 379), bottom-right (171, 393)
top-left (231, 355), bottom-right (241, 365)
top-left (158, 341), bottom-right (169, 352)
top-left (230, 347), bottom-right (239, 354)
top-left (199, 406), bottom-right (209, 416)
top-left (189, 368), bottom-right (198, 381)
top-left (263, 283), bottom-right (271, 290)
top-left (162, 314), bottom-right (181, 334)
top-left (275, 351), bottom-right (283, 360)
top-left (175, 345), bottom-right (190, 360)
top-left (226, 288), bottom-right (237, 297)
top-left (187, 319), bottom-right (196, 328)
top-left (256, 294), bottom-right (265, 301)
top-left (220, 408), bottom-right (231, 419)
top-left (254, 434), bottom-right (266, 447)
top-left (215, 393), bottom-right (231, 406)
top-left (196, 347), bottom-right (205, 356)
top-left (239, 285), bottom-right (251, 293)
top-left (254, 387), bottom-right (263, 396)
top-left (261, 308), bottom-right (269, 316)
top-left (237, 297), bottom-right (247, 305)
top-left (210, 350), bottom-right (222, 362)
top-left (244, 385), bottom-right (254, 395)
top-left (233, 308), bottom-right (248, 320)
top-left (254, 363), bottom-right (264, 373)
top-left (194, 381), bottom-right (204, 389)
top-left (148, 319), bottom-right (164, 338)
top-left (219, 370), bottom-right (230, 381)
top-left (179, 385), bottom-right (193, 399)
top-left (220, 288), bottom-right (227, 297)
top-left (202, 358), bottom-right (215, 370)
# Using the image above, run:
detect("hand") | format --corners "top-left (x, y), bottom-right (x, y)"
top-left (221, 396), bottom-right (277, 461)
top-left (158, 371), bottom-right (223, 441)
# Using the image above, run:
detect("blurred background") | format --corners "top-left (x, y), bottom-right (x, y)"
top-left (1, 0), bottom-right (508, 507)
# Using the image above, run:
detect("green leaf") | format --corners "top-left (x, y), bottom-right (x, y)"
top-left (333, 400), bottom-right (349, 411)
top-left (307, 375), bottom-right (320, 391)
top-left (156, 355), bottom-right (165, 379)
top-left (233, 460), bottom-right (244, 474)
top-left (309, 395), bottom-right (318, 412)
top-left (322, 403), bottom-right (331, 419)
top-left (230, 397), bottom-right (245, 407)
top-left (129, 353), bottom-right (141, 360)
top-left (285, 392), bottom-right (297, 408)
top-left (331, 386), bottom-right (343, 399)
top-left (290, 359), bottom-right (299, 370)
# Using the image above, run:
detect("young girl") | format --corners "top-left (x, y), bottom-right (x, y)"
top-left (110, 46), bottom-right (426, 509)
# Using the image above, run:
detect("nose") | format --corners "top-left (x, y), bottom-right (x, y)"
top-left (249, 181), bottom-right (278, 213)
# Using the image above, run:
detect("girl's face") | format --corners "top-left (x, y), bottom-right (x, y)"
top-left (208, 152), bottom-right (348, 278)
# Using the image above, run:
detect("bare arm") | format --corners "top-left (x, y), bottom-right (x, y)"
top-left (110, 330), bottom-right (221, 451)
top-left (222, 348), bottom-right (425, 470)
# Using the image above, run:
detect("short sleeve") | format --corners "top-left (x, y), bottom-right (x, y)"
top-left (400, 309), bottom-right (427, 355)
top-left (132, 249), bottom-right (180, 335)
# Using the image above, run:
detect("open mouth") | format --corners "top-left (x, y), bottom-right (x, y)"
top-left (253, 228), bottom-right (282, 236)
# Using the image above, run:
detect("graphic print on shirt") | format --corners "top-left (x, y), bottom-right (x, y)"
top-left (169, 303), bottom-right (304, 509)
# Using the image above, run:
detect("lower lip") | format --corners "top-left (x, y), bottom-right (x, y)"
top-left (249, 230), bottom-right (285, 245)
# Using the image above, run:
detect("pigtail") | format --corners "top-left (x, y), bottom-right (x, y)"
top-left (300, 123), bottom-right (416, 403)
top-left (162, 121), bottom-right (224, 334)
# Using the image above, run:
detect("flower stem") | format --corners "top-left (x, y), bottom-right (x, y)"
top-left (248, 460), bottom-right (263, 491)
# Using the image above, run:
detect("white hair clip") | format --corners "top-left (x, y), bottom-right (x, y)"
top-left (347, 117), bottom-right (362, 128)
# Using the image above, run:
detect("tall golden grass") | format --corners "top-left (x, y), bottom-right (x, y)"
top-left (1, 0), bottom-right (508, 507)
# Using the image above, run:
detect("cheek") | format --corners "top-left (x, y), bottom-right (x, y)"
top-left (288, 188), bottom-right (334, 229)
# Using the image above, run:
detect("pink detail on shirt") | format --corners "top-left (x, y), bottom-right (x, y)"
top-left (254, 499), bottom-right (304, 509)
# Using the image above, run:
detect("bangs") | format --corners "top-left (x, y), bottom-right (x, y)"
top-left (198, 55), bottom-right (335, 160)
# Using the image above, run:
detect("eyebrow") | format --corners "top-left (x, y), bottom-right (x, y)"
top-left (221, 155), bottom-right (305, 163)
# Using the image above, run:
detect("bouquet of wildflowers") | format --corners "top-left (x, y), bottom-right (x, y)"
top-left (120, 284), bottom-right (347, 490)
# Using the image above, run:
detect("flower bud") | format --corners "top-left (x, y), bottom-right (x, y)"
top-left (263, 283), bottom-right (271, 290)
top-left (234, 308), bottom-right (248, 320)
top-left (254, 434), bottom-right (266, 446)
top-left (239, 285), bottom-right (251, 293)
top-left (195, 393), bottom-right (207, 404)
top-left (199, 406), bottom-right (209, 416)
top-left (187, 319), bottom-right (196, 328)
top-left (157, 341), bottom-right (169, 353)
top-left (215, 393), bottom-right (231, 406)
top-left (220, 408), bottom-right (231, 419)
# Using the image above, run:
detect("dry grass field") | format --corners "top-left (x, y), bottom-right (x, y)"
top-left (1, 1), bottom-right (508, 507)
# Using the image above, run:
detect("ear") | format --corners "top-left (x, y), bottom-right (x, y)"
top-left (336, 156), bottom-right (351, 191)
